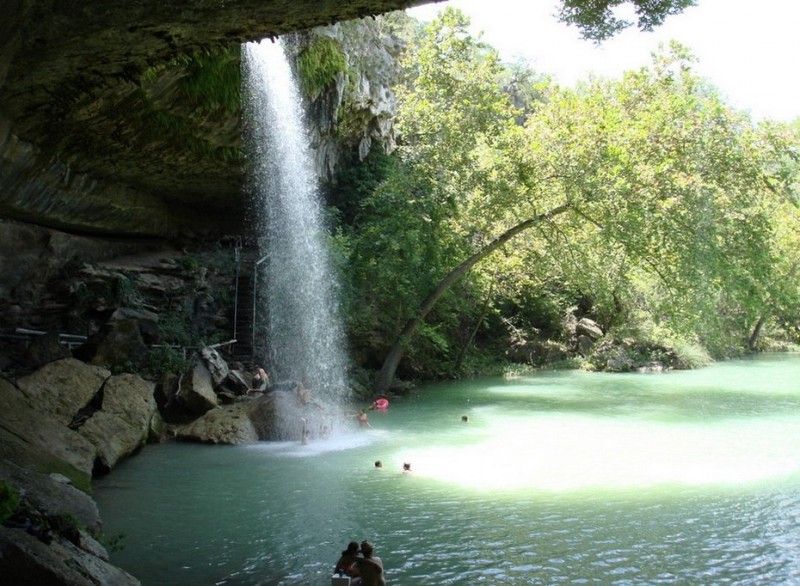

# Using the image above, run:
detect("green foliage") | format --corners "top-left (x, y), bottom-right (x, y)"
top-left (46, 512), bottom-right (84, 544)
top-left (296, 37), bottom-right (347, 98)
top-left (0, 480), bottom-right (20, 524)
top-left (331, 147), bottom-right (396, 225)
top-left (114, 274), bottom-right (142, 308)
top-left (340, 10), bottom-right (800, 383)
top-left (143, 346), bottom-right (190, 378)
top-left (182, 47), bottom-right (242, 114)
top-left (111, 361), bottom-right (136, 376)
top-left (157, 310), bottom-right (194, 347)
top-left (141, 47), bottom-right (241, 115)
top-left (70, 271), bottom-right (143, 313)
top-left (670, 339), bottom-right (713, 369)
top-left (585, 338), bottom-right (684, 372)
top-left (137, 47), bottom-right (242, 162)
top-left (178, 255), bottom-right (200, 271)
top-left (558, 0), bottom-right (696, 41)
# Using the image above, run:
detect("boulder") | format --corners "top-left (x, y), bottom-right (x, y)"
top-left (199, 347), bottom-right (229, 389)
top-left (577, 334), bottom-right (595, 356)
top-left (176, 360), bottom-right (219, 414)
top-left (606, 356), bottom-right (635, 372)
top-left (78, 413), bottom-right (145, 474)
top-left (24, 331), bottom-right (71, 369)
top-left (250, 391), bottom-right (304, 441)
top-left (73, 319), bottom-right (149, 370)
top-left (0, 379), bottom-right (95, 489)
top-left (249, 389), bottom-right (328, 442)
top-left (174, 403), bottom-right (259, 444)
top-left (174, 390), bottom-right (330, 444)
top-left (78, 374), bottom-right (157, 472)
top-left (109, 307), bottom-right (159, 344)
top-left (0, 460), bottom-right (101, 534)
top-left (576, 317), bottom-right (604, 340)
top-left (96, 374), bottom-right (157, 434)
top-left (16, 358), bottom-right (109, 427)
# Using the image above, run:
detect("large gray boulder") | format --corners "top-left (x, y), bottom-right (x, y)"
top-left (78, 374), bottom-right (157, 472)
top-left (175, 403), bottom-right (259, 444)
top-left (576, 317), bottom-right (604, 340)
top-left (16, 358), bottom-right (110, 427)
top-left (175, 389), bottom-right (332, 444)
top-left (176, 359), bottom-right (219, 414)
top-left (199, 347), bottom-right (229, 388)
top-left (0, 379), bottom-right (95, 489)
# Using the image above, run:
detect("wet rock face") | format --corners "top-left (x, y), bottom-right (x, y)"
top-left (0, 0), bottom-right (427, 239)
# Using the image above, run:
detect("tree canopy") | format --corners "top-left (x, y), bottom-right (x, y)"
top-left (333, 8), bottom-right (800, 392)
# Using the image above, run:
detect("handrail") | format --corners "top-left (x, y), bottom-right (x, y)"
top-left (8, 329), bottom-right (237, 357)
top-left (253, 254), bottom-right (268, 354)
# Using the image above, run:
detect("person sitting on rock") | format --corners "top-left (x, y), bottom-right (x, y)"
top-left (250, 366), bottom-right (269, 393)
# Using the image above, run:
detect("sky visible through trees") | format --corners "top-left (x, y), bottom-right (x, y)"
top-left (409, 0), bottom-right (800, 122)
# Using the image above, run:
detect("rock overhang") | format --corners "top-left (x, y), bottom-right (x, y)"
top-left (0, 0), bottom-right (432, 239)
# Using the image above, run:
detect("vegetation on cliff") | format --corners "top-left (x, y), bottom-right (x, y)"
top-left (296, 37), bottom-right (349, 99)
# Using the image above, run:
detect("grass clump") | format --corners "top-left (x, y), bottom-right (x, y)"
top-left (297, 37), bottom-right (347, 98)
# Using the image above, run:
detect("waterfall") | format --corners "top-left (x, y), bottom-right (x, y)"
top-left (242, 39), bottom-right (349, 428)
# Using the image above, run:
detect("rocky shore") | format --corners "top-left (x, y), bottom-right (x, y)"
top-left (0, 336), bottom-right (331, 583)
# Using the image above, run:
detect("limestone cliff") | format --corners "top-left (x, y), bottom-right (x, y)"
top-left (0, 0), bottom-right (426, 239)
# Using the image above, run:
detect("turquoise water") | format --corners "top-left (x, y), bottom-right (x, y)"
top-left (94, 354), bottom-right (800, 585)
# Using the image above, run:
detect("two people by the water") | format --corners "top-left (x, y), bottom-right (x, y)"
top-left (334, 540), bottom-right (386, 586)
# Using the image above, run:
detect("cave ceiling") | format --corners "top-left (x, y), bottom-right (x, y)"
top-left (0, 0), bottom-right (431, 239)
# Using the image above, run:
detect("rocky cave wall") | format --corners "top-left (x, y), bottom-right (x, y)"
top-left (0, 0), bottom-right (428, 240)
top-left (1, 1), bottom-right (419, 339)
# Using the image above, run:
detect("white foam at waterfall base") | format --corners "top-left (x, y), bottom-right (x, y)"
top-left (244, 428), bottom-right (377, 458)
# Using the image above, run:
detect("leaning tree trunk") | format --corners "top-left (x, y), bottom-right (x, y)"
top-left (373, 202), bottom-right (571, 393)
top-left (747, 315), bottom-right (766, 350)
top-left (453, 278), bottom-right (494, 373)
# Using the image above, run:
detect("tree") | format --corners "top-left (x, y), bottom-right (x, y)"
top-left (369, 23), bottom-right (797, 391)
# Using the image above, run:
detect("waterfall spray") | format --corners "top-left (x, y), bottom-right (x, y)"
top-left (242, 39), bottom-right (350, 432)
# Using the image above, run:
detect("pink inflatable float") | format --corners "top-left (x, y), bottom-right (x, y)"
top-left (372, 398), bottom-right (389, 410)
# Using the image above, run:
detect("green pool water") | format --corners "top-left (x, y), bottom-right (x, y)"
top-left (94, 354), bottom-right (800, 585)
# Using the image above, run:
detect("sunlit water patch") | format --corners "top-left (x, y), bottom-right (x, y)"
top-left (401, 413), bottom-right (800, 491)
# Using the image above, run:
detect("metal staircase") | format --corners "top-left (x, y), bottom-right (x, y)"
top-left (231, 244), bottom-right (259, 367)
